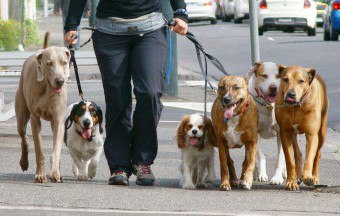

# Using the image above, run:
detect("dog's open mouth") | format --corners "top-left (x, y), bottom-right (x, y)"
top-left (266, 93), bottom-right (277, 103)
top-left (285, 97), bottom-right (297, 105)
top-left (224, 103), bottom-right (238, 120)
top-left (48, 80), bottom-right (62, 94)
top-left (81, 127), bottom-right (92, 139)
top-left (189, 137), bottom-right (202, 145)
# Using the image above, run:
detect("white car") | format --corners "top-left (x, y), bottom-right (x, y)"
top-left (234, 0), bottom-right (249, 23)
top-left (257, 0), bottom-right (317, 36)
top-left (221, 0), bottom-right (235, 22)
top-left (185, 0), bottom-right (218, 24)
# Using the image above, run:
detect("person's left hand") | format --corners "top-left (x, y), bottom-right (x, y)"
top-left (170, 18), bottom-right (188, 36)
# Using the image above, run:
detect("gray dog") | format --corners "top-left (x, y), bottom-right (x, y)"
top-left (15, 37), bottom-right (71, 183)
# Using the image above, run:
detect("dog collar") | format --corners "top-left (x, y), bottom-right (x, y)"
top-left (76, 129), bottom-right (95, 142)
top-left (297, 90), bottom-right (311, 106)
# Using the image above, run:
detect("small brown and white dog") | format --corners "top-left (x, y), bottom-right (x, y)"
top-left (212, 76), bottom-right (258, 190)
top-left (64, 100), bottom-right (104, 180)
top-left (248, 62), bottom-right (287, 185)
top-left (275, 66), bottom-right (328, 190)
top-left (177, 114), bottom-right (216, 189)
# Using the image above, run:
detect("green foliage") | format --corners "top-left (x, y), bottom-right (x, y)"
top-left (23, 18), bottom-right (42, 48)
top-left (0, 20), bottom-right (21, 51)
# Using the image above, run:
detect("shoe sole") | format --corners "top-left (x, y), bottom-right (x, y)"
top-left (136, 179), bottom-right (155, 186)
top-left (108, 176), bottom-right (129, 186)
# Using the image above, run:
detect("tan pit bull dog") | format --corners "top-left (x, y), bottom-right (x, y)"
top-left (275, 66), bottom-right (328, 190)
top-left (212, 76), bottom-right (258, 190)
top-left (15, 32), bottom-right (71, 183)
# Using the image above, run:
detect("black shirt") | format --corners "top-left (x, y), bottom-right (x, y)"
top-left (64, 0), bottom-right (187, 32)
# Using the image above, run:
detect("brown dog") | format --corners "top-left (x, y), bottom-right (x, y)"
top-left (212, 76), bottom-right (258, 190)
top-left (275, 66), bottom-right (328, 190)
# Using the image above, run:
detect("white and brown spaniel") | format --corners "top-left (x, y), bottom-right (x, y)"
top-left (64, 100), bottom-right (104, 180)
top-left (177, 113), bottom-right (216, 189)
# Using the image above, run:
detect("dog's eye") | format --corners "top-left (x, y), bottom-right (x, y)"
top-left (198, 125), bottom-right (204, 130)
top-left (187, 124), bottom-right (193, 129)
top-left (261, 74), bottom-right (268, 79)
top-left (283, 78), bottom-right (289, 83)
top-left (62, 61), bottom-right (67, 66)
top-left (298, 79), bottom-right (305, 84)
top-left (234, 86), bottom-right (240, 90)
top-left (46, 61), bottom-right (53, 66)
top-left (218, 86), bottom-right (225, 91)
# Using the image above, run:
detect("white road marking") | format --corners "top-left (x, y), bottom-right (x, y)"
top-left (267, 37), bottom-right (275, 41)
top-left (0, 205), bottom-right (234, 215)
top-left (162, 102), bottom-right (213, 112)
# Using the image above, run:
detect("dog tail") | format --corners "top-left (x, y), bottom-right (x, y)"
top-left (43, 31), bottom-right (50, 49)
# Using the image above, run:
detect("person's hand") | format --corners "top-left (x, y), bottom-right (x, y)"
top-left (86, 10), bottom-right (91, 17)
top-left (64, 31), bottom-right (78, 46)
top-left (170, 18), bottom-right (188, 36)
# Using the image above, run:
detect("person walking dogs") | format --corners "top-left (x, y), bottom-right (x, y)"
top-left (64, 0), bottom-right (188, 186)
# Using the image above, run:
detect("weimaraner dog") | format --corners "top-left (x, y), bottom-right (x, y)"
top-left (15, 45), bottom-right (71, 183)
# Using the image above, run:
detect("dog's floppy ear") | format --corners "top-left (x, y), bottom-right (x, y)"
top-left (36, 49), bottom-right (44, 81)
top-left (63, 47), bottom-right (71, 62)
top-left (70, 103), bottom-right (79, 123)
top-left (177, 115), bottom-right (189, 149)
top-left (243, 76), bottom-right (249, 86)
top-left (277, 64), bottom-right (287, 78)
top-left (305, 68), bottom-right (316, 85)
top-left (248, 62), bottom-right (263, 77)
top-left (205, 116), bottom-right (217, 147)
top-left (97, 107), bottom-right (104, 134)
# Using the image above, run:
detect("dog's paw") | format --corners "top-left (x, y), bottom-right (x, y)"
top-left (313, 176), bottom-right (320, 185)
top-left (34, 174), bottom-right (47, 183)
top-left (77, 175), bottom-right (88, 181)
top-left (240, 180), bottom-right (252, 190)
top-left (257, 173), bottom-right (268, 182)
top-left (270, 174), bottom-right (284, 185)
top-left (230, 179), bottom-right (239, 188)
top-left (286, 180), bottom-right (300, 191)
top-left (88, 167), bottom-right (97, 179)
top-left (19, 157), bottom-right (29, 171)
top-left (219, 181), bottom-right (231, 191)
top-left (196, 182), bottom-right (208, 189)
top-left (50, 171), bottom-right (63, 183)
top-left (282, 169), bottom-right (287, 179)
top-left (182, 182), bottom-right (196, 190)
top-left (302, 177), bottom-right (315, 187)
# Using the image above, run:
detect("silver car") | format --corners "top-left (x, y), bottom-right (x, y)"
top-left (185, 0), bottom-right (218, 24)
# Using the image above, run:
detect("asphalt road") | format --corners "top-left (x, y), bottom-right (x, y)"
top-left (177, 21), bottom-right (340, 131)
top-left (1, 19), bottom-right (340, 215)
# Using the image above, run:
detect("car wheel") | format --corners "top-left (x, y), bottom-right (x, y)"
top-left (331, 26), bottom-right (339, 41)
top-left (307, 25), bottom-right (316, 36)
top-left (222, 14), bottom-right (231, 22)
top-left (324, 28), bottom-right (330, 41)
top-left (258, 27), bottom-right (264, 36)
top-left (211, 18), bottom-right (217, 25)
top-left (234, 17), bottom-right (242, 24)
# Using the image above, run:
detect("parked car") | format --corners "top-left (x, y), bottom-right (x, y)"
top-left (185, 0), bottom-right (218, 24)
top-left (257, 0), bottom-right (317, 36)
top-left (324, 0), bottom-right (340, 40)
top-left (315, 0), bottom-right (328, 27)
top-left (233, 0), bottom-right (249, 23)
top-left (220, 0), bottom-right (235, 22)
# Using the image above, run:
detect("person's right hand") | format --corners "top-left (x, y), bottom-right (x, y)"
top-left (64, 31), bottom-right (78, 46)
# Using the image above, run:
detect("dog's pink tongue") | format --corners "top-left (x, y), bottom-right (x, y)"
top-left (189, 137), bottom-right (200, 145)
top-left (224, 105), bottom-right (236, 120)
top-left (82, 129), bottom-right (92, 139)
top-left (286, 98), bottom-right (295, 103)
top-left (53, 88), bottom-right (62, 94)
top-left (267, 95), bottom-right (276, 103)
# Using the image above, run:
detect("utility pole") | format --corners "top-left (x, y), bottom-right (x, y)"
top-left (89, 0), bottom-right (99, 27)
top-left (160, 1), bottom-right (178, 97)
top-left (44, 0), bottom-right (48, 17)
top-left (249, 0), bottom-right (260, 63)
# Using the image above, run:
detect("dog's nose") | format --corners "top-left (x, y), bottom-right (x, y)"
top-left (269, 85), bottom-right (277, 93)
top-left (287, 91), bottom-right (296, 99)
top-left (55, 78), bottom-right (65, 87)
top-left (83, 119), bottom-right (91, 128)
top-left (223, 96), bottom-right (231, 104)
top-left (192, 129), bottom-right (198, 135)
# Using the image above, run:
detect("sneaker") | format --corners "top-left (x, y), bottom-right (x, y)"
top-left (108, 171), bottom-right (129, 186)
top-left (132, 164), bottom-right (155, 186)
